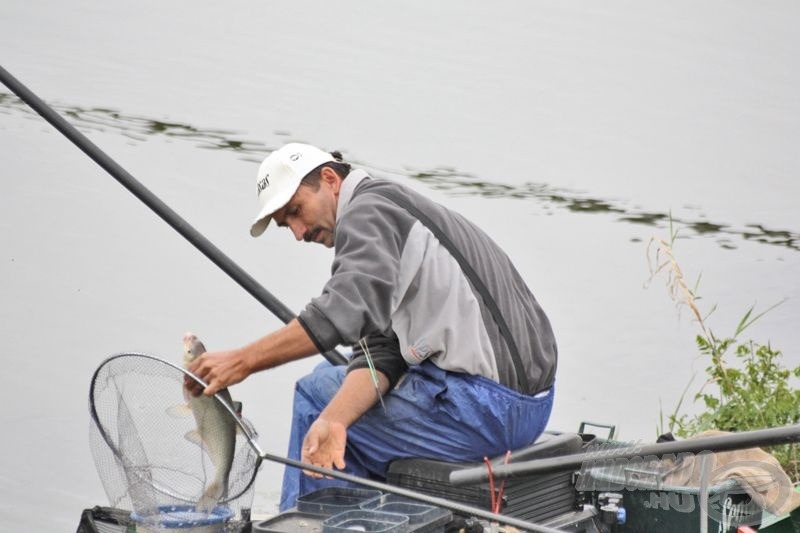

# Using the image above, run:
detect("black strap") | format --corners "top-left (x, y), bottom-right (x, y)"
top-left (371, 188), bottom-right (530, 392)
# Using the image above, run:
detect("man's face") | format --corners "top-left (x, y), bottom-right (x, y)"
top-left (271, 170), bottom-right (340, 248)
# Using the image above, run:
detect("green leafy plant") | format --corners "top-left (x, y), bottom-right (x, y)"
top-left (647, 219), bottom-right (800, 480)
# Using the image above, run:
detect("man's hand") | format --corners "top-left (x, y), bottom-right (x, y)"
top-left (185, 349), bottom-right (251, 396)
top-left (296, 368), bottom-right (389, 478)
top-left (301, 418), bottom-right (347, 478)
top-left (183, 319), bottom-right (319, 396)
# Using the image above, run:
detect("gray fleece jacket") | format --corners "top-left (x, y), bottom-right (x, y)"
top-left (296, 170), bottom-right (557, 395)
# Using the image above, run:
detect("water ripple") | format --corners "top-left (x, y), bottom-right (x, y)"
top-left (2, 92), bottom-right (796, 252)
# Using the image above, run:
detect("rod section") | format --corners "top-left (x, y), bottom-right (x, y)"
top-left (450, 424), bottom-right (800, 485)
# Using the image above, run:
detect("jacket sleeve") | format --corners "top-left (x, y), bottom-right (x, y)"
top-left (297, 192), bottom-right (414, 352)
top-left (346, 330), bottom-right (408, 390)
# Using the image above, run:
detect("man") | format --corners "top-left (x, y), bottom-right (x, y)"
top-left (187, 143), bottom-right (557, 510)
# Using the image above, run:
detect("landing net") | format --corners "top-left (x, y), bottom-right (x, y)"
top-left (88, 353), bottom-right (261, 527)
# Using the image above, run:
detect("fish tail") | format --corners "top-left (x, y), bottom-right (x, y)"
top-left (197, 479), bottom-right (224, 513)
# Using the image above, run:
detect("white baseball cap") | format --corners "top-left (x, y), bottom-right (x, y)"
top-left (249, 143), bottom-right (336, 237)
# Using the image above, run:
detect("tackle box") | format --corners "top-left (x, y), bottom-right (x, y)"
top-left (322, 510), bottom-right (408, 533)
top-left (362, 494), bottom-right (452, 532)
top-left (252, 511), bottom-right (326, 533)
top-left (259, 488), bottom-right (453, 533)
top-left (296, 487), bottom-right (382, 515)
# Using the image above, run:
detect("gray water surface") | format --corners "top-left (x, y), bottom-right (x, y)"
top-left (1, 1), bottom-right (798, 530)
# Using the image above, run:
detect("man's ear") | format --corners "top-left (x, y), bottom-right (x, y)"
top-left (320, 166), bottom-right (342, 193)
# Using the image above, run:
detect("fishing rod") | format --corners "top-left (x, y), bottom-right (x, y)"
top-left (450, 423), bottom-right (800, 485)
top-left (0, 64), bottom-right (347, 367)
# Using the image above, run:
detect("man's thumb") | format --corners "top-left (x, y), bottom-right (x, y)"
top-left (303, 433), bottom-right (319, 456)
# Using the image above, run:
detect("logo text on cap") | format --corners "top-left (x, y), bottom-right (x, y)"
top-left (257, 174), bottom-right (270, 197)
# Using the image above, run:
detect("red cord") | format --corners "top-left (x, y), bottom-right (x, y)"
top-left (483, 456), bottom-right (496, 513)
top-left (494, 450), bottom-right (512, 513)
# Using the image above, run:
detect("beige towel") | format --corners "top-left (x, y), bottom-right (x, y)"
top-left (662, 430), bottom-right (800, 516)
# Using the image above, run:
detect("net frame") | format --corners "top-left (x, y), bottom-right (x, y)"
top-left (88, 352), bottom-right (262, 516)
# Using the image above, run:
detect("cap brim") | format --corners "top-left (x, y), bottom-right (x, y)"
top-left (249, 177), bottom-right (300, 237)
top-left (250, 215), bottom-right (271, 237)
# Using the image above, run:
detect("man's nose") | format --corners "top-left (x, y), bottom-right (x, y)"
top-left (290, 222), bottom-right (305, 241)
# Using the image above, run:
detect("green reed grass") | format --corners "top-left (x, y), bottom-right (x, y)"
top-left (647, 218), bottom-right (799, 480)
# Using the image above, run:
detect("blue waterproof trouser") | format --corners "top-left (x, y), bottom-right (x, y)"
top-left (279, 361), bottom-right (554, 511)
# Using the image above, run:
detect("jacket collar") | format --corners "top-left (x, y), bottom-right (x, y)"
top-left (337, 169), bottom-right (370, 215)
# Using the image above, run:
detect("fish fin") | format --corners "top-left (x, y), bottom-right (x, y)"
top-left (166, 404), bottom-right (192, 418)
top-left (227, 401), bottom-right (258, 438)
top-left (184, 430), bottom-right (206, 450)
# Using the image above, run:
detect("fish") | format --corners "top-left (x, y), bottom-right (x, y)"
top-left (181, 332), bottom-right (237, 513)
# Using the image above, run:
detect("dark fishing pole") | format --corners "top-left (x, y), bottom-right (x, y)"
top-left (450, 423), bottom-right (800, 485)
top-left (0, 64), bottom-right (347, 367)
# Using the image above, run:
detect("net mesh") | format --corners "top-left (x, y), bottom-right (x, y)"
top-left (88, 353), bottom-right (260, 527)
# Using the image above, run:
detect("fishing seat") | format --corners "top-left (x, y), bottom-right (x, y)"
top-left (386, 431), bottom-right (586, 523)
